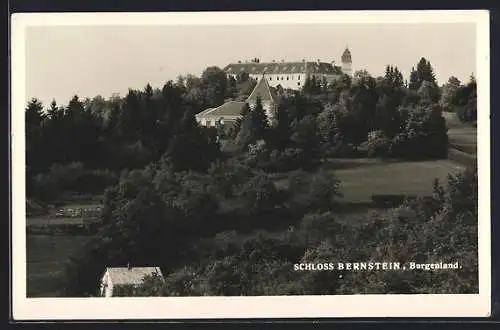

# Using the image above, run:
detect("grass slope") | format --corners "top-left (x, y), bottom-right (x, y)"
top-left (26, 234), bottom-right (93, 297)
top-left (443, 111), bottom-right (477, 155)
top-left (275, 159), bottom-right (464, 203)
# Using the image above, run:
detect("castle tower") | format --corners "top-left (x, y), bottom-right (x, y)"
top-left (341, 46), bottom-right (352, 77)
top-left (246, 73), bottom-right (277, 124)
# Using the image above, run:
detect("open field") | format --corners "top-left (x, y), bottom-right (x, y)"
top-left (27, 234), bottom-right (94, 297)
top-left (443, 111), bottom-right (463, 129)
top-left (335, 159), bottom-right (464, 203)
top-left (26, 198), bottom-right (104, 227)
top-left (57, 203), bottom-right (102, 210)
top-left (275, 159), bottom-right (465, 203)
top-left (26, 196), bottom-right (104, 296)
top-left (448, 126), bottom-right (477, 155)
top-left (27, 216), bottom-right (101, 227)
top-left (443, 111), bottom-right (477, 155)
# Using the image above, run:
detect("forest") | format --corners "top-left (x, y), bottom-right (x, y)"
top-left (25, 57), bottom-right (478, 296)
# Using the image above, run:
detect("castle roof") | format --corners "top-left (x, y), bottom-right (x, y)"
top-left (223, 61), bottom-right (342, 76)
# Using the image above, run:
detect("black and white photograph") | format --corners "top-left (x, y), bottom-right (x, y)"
top-left (11, 10), bottom-right (490, 319)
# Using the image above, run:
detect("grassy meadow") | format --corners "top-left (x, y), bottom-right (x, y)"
top-left (448, 126), bottom-right (477, 155)
top-left (26, 234), bottom-right (93, 297)
top-left (26, 196), bottom-right (102, 297)
top-left (443, 111), bottom-right (477, 155)
top-left (274, 158), bottom-right (464, 203)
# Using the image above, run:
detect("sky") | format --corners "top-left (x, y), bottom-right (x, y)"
top-left (25, 22), bottom-right (476, 107)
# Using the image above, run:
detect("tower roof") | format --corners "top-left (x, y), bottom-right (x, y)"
top-left (246, 74), bottom-right (277, 104)
top-left (341, 47), bottom-right (352, 63)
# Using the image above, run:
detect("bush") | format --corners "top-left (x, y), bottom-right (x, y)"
top-left (322, 142), bottom-right (360, 158)
top-left (371, 194), bottom-right (420, 208)
top-left (304, 169), bottom-right (343, 212)
top-left (266, 148), bottom-right (308, 172)
top-left (390, 104), bottom-right (448, 160)
top-left (74, 169), bottom-right (119, 194)
top-left (238, 173), bottom-right (286, 213)
top-left (365, 131), bottom-right (392, 158)
top-left (30, 162), bottom-right (118, 201)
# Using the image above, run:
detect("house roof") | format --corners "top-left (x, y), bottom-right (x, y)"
top-left (196, 107), bottom-right (216, 117)
top-left (196, 74), bottom-right (279, 120)
top-left (106, 267), bottom-right (163, 286)
top-left (223, 61), bottom-right (343, 75)
top-left (196, 101), bottom-right (247, 119)
top-left (246, 75), bottom-right (277, 105)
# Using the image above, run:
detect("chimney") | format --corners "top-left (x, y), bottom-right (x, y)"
top-left (281, 59), bottom-right (284, 63)
top-left (127, 262), bottom-right (131, 270)
top-left (272, 60), bottom-right (275, 63)
top-left (317, 59), bottom-right (321, 64)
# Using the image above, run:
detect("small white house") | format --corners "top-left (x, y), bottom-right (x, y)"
top-left (100, 265), bottom-right (164, 297)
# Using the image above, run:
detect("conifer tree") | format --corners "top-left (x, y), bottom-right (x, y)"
top-left (235, 97), bottom-right (269, 148)
top-left (408, 67), bottom-right (420, 90)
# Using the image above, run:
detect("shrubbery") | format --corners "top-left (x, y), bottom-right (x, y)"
top-left (30, 162), bottom-right (118, 202)
top-left (128, 166), bottom-right (477, 296)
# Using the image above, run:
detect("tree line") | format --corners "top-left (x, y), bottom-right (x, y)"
top-left (25, 66), bottom-right (249, 202)
top-left (226, 57), bottom-right (477, 173)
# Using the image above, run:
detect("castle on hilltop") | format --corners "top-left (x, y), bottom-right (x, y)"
top-left (222, 47), bottom-right (352, 90)
top-left (195, 48), bottom-right (352, 129)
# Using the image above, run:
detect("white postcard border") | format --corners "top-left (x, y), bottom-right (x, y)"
top-left (11, 10), bottom-right (491, 320)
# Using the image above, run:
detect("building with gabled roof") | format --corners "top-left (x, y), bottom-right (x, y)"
top-left (246, 73), bottom-right (278, 120)
top-left (99, 265), bottom-right (164, 297)
top-left (195, 73), bottom-right (278, 129)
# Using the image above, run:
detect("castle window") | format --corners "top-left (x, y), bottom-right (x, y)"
top-left (297, 82), bottom-right (301, 86)
top-left (269, 77), bottom-right (272, 81)
top-left (298, 75), bottom-right (300, 80)
top-left (286, 76), bottom-right (289, 80)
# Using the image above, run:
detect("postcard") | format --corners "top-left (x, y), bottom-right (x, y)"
top-left (11, 10), bottom-right (490, 320)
